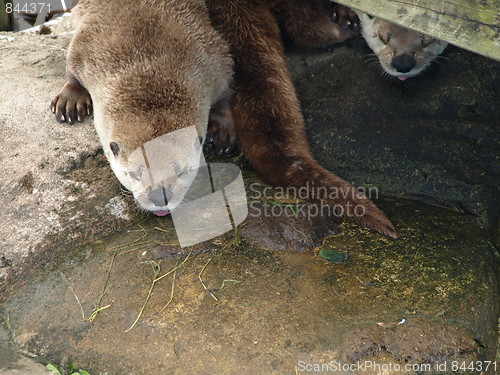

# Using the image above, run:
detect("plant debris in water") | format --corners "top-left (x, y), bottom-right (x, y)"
top-left (318, 249), bottom-right (349, 263)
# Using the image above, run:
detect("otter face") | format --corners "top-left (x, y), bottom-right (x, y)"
top-left (356, 12), bottom-right (447, 80)
top-left (95, 104), bottom-right (205, 216)
top-left (109, 127), bottom-right (204, 215)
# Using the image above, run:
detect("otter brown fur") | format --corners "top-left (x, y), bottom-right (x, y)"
top-left (51, 0), bottom-right (233, 214)
top-left (206, 0), bottom-right (397, 238)
top-left (52, 0), bottom-right (397, 237)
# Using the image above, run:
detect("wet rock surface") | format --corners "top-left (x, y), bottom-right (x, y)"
top-left (242, 202), bottom-right (342, 251)
top-left (2, 201), bottom-right (498, 374)
top-left (1, 28), bottom-right (499, 375)
top-left (0, 32), bottom-right (145, 299)
top-left (339, 318), bottom-right (479, 366)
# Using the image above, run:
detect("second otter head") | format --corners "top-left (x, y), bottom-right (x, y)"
top-left (356, 12), bottom-right (448, 80)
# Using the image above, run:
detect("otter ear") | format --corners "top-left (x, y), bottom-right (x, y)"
top-left (367, 14), bottom-right (374, 19)
top-left (110, 142), bottom-right (120, 156)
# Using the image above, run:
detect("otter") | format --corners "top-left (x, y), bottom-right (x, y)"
top-left (206, 0), bottom-right (397, 238)
top-left (51, 0), bottom-right (233, 215)
top-left (355, 11), bottom-right (448, 80)
top-left (52, 0), bottom-right (397, 238)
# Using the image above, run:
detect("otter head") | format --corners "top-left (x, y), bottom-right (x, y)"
top-left (94, 81), bottom-right (208, 216)
top-left (356, 12), bottom-right (447, 80)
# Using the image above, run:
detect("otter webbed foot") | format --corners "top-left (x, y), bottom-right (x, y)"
top-left (331, 4), bottom-right (360, 32)
top-left (51, 78), bottom-right (93, 124)
top-left (207, 104), bottom-right (238, 156)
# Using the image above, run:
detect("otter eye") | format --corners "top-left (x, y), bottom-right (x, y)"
top-left (173, 162), bottom-right (188, 177)
top-left (420, 36), bottom-right (435, 47)
top-left (173, 161), bottom-right (182, 175)
top-left (130, 166), bottom-right (144, 181)
top-left (379, 31), bottom-right (392, 44)
top-left (110, 142), bottom-right (120, 156)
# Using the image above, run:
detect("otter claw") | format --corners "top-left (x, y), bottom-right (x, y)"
top-left (207, 104), bottom-right (237, 155)
top-left (225, 144), bottom-right (236, 154)
top-left (51, 80), bottom-right (92, 125)
top-left (331, 5), bottom-right (360, 33)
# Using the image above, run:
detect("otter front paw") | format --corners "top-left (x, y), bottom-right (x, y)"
top-left (51, 81), bottom-right (93, 124)
top-left (207, 105), bottom-right (237, 156)
top-left (331, 4), bottom-right (359, 32)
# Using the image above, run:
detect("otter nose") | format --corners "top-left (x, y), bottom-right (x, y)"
top-left (149, 186), bottom-right (170, 207)
top-left (391, 54), bottom-right (416, 73)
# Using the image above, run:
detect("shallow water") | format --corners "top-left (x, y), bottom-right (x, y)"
top-left (2, 198), bottom-right (497, 374)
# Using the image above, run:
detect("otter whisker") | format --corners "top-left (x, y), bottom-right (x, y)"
top-left (435, 55), bottom-right (450, 62)
top-left (120, 186), bottom-right (133, 197)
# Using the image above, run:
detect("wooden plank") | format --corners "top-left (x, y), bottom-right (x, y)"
top-left (334, 0), bottom-right (500, 61)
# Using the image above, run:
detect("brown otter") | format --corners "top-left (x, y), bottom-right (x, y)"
top-left (355, 11), bottom-right (448, 80)
top-left (51, 0), bottom-right (233, 215)
top-left (206, 0), bottom-right (397, 238)
top-left (52, 0), bottom-right (397, 238)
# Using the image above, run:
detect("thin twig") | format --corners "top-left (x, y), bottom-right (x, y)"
top-left (154, 251), bottom-right (192, 282)
top-left (219, 279), bottom-right (242, 291)
top-left (126, 251), bottom-right (192, 332)
top-left (62, 272), bottom-right (85, 321)
top-left (125, 261), bottom-right (161, 333)
top-left (159, 266), bottom-right (177, 313)
top-left (198, 257), bottom-right (218, 301)
top-left (87, 304), bottom-right (111, 322)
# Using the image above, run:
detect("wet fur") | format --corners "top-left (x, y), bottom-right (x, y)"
top-left (206, 0), bottom-right (397, 238)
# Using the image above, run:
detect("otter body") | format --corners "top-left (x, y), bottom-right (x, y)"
top-left (51, 0), bottom-right (233, 215)
top-left (355, 11), bottom-right (447, 80)
top-left (53, 0), bottom-right (397, 237)
top-left (206, 0), bottom-right (397, 237)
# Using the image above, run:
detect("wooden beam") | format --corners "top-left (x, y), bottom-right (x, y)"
top-left (334, 0), bottom-right (500, 61)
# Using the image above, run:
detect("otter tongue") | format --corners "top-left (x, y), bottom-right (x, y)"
top-left (398, 76), bottom-right (409, 81)
top-left (154, 210), bottom-right (170, 216)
